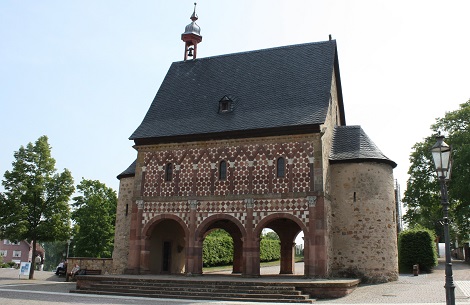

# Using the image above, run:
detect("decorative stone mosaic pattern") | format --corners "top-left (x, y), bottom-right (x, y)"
top-left (142, 201), bottom-right (191, 224)
top-left (141, 198), bottom-right (309, 228)
top-left (253, 198), bottom-right (309, 225)
top-left (142, 141), bottom-right (313, 197)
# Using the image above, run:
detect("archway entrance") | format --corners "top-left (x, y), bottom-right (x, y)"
top-left (256, 215), bottom-right (305, 275)
top-left (197, 215), bottom-right (245, 274)
top-left (147, 218), bottom-right (186, 274)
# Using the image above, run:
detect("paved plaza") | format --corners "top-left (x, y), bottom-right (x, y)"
top-left (0, 258), bottom-right (469, 305)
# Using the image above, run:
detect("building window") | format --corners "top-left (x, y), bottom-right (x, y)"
top-left (12, 250), bottom-right (21, 257)
top-left (218, 96), bottom-right (233, 113)
top-left (219, 160), bottom-right (227, 180)
top-left (220, 101), bottom-right (229, 111)
top-left (10, 241), bottom-right (20, 246)
top-left (165, 163), bottom-right (173, 181)
top-left (277, 157), bottom-right (285, 178)
top-left (0, 250), bottom-right (6, 257)
top-left (3, 240), bottom-right (8, 245)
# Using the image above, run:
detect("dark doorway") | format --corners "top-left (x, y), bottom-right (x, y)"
top-left (162, 241), bottom-right (171, 273)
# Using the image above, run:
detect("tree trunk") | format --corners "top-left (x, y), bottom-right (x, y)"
top-left (29, 240), bottom-right (36, 280)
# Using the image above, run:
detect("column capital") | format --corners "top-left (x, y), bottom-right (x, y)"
top-left (307, 196), bottom-right (317, 207)
top-left (188, 199), bottom-right (198, 210)
top-left (136, 199), bottom-right (144, 210)
top-left (244, 198), bottom-right (254, 208)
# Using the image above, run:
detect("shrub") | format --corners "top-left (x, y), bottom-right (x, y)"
top-left (203, 231), bottom-right (234, 267)
top-left (398, 227), bottom-right (438, 273)
top-left (202, 229), bottom-right (283, 267)
top-left (260, 238), bottom-right (280, 262)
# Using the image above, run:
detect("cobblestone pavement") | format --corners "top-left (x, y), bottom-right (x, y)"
top-left (0, 258), bottom-right (469, 305)
top-left (317, 258), bottom-right (470, 305)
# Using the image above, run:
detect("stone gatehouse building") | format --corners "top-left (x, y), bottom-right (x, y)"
top-left (112, 8), bottom-right (399, 283)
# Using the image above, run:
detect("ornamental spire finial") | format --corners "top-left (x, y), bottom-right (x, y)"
top-left (182, 2), bottom-right (202, 61)
top-left (190, 3), bottom-right (198, 22)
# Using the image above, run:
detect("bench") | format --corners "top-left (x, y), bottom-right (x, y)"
top-left (81, 269), bottom-right (102, 275)
top-left (66, 269), bottom-right (102, 281)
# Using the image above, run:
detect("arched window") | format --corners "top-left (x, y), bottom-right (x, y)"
top-left (165, 163), bottom-right (173, 181)
top-left (219, 160), bottom-right (227, 180)
top-left (277, 157), bottom-right (285, 178)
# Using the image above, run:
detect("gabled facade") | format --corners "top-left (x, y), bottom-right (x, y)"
top-left (112, 9), bottom-right (398, 282)
top-left (0, 240), bottom-right (45, 265)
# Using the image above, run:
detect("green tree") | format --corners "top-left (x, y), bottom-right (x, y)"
top-left (0, 136), bottom-right (74, 279)
top-left (262, 230), bottom-right (280, 240)
top-left (72, 179), bottom-right (117, 258)
top-left (403, 100), bottom-right (470, 242)
top-left (42, 240), bottom-right (69, 271)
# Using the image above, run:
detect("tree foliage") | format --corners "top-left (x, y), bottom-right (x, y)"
top-left (42, 240), bottom-right (69, 271)
top-left (263, 230), bottom-right (280, 240)
top-left (403, 100), bottom-right (470, 242)
top-left (71, 179), bottom-right (117, 258)
top-left (0, 136), bottom-right (74, 279)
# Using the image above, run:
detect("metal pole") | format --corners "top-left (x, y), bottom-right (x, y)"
top-left (66, 241), bottom-right (70, 258)
top-left (439, 176), bottom-right (456, 305)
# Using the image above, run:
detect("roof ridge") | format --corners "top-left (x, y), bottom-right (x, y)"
top-left (173, 40), bottom-right (336, 64)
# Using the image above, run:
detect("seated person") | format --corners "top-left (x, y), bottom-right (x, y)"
top-left (55, 261), bottom-right (66, 275)
top-left (69, 264), bottom-right (80, 279)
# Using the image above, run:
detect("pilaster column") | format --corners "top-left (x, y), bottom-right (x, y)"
top-left (306, 195), bottom-right (327, 277)
top-left (191, 164), bottom-right (198, 195)
top-left (243, 198), bottom-right (259, 276)
top-left (174, 164), bottom-right (181, 195)
top-left (287, 158), bottom-right (294, 192)
top-left (210, 163), bottom-right (216, 195)
top-left (126, 199), bottom-right (144, 274)
top-left (279, 241), bottom-right (295, 274)
top-left (186, 199), bottom-right (200, 275)
top-left (228, 161), bottom-right (235, 194)
top-left (267, 160), bottom-right (274, 193)
top-left (308, 157), bottom-right (315, 192)
top-left (247, 161), bottom-right (254, 193)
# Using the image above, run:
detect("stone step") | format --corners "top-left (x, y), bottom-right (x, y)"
top-left (93, 281), bottom-right (301, 294)
top-left (97, 278), bottom-right (300, 288)
top-left (86, 284), bottom-right (306, 298)
top-left (70, 288), bottom-right (315, 303)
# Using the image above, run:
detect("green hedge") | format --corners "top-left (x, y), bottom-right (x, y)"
top-left (202, 230), bottom-right (281, 267)
top-left (203, 234), bottom-right (234, 267)
top-left (398, 227), bottom-right (438, 273)
top-left (260, 239), bottom-right (280, 262)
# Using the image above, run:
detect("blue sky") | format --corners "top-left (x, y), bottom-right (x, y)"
top-left (1, 0), bottom-right (469, 196)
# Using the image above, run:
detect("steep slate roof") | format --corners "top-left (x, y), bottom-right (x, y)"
top-left (130, 40), bottom-right (344, 144)
top-left (117, 160), bottom-right (136, 179)
top-left (329, 126), bottom-right (397, 168)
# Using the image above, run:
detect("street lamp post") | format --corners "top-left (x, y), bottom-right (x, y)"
top-left (66, 236), bottom-right (74, 258)
top-left (431, 135), bottom-right (455, 305)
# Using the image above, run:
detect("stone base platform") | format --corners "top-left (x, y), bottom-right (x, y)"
top-left (71, 273), bottom-right (360, 303)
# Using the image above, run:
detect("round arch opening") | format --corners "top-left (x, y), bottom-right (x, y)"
top-left (257, 215), bottom-right (305, 276)
top-left (147, 218), bottom-right (186, 274)
top-left (196, 215), bottom-right (246, 274)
